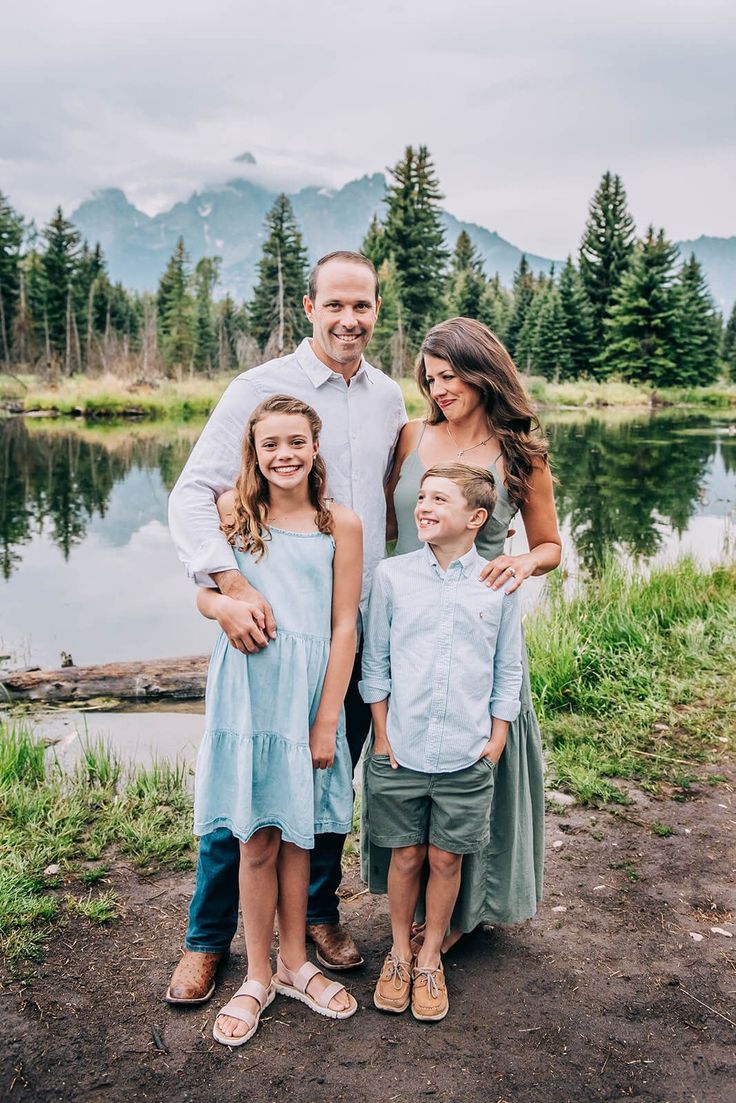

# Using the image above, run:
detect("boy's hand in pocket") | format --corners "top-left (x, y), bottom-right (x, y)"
top-left (373, 732), bottom-right (399, 769)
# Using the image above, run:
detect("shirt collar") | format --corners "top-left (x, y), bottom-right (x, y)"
top-left (294, 337), bottom-right (372, 389)
top-left (422, 541), bottom-right (480, 579)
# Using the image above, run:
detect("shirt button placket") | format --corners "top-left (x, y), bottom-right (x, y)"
top-left (427, 571), bottom-right (455, 772)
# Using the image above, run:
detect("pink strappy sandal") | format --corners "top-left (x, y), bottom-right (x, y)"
top-left (274, 956), bottom-right (358, 1020)
top-left (212, 977), bottom-right (276, 1047)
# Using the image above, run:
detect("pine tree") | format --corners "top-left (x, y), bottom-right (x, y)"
top-left (534, 283), bottom-right (574, 381)
top-left (370, 257), bottom-right (407, 377)
top-left (41, 207), bottom-right (82, 365)
top-left (722, 300), bottom-right (736, 380)
top-left (382, 145), bottom-right (448, 336)
top-left (446, 231), bottom-right (486, 319)
top-left (579, 171), bottom-right (636, 346)
top-left (673, 254), bottom-right (720, 386)
top-left (0, 192), bottom-right (24, 365)
top-left (192, 256), bottom-right (220, 373)
top-left (157, 237), bottom-right (194, 373)
top-left (18, 248), bottom-right (47, 366)
top-left (74, 242), bottom-right (107, 369)
top-left (514, 279), bottom-right (547, 373)
top-left (505, 256), bottom-right (535, 360)
top-left (249, 194), bottom-right (309, 355)
top-left (601, 227), bottom-right (680, 385)
top-left (558, 257), bottom-right (596, 378)
top-left (361, 215), bottom-right (386, 270)
top-left (478, 274), bottom-right (513, 343)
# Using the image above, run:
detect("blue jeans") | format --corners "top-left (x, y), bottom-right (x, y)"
top-left (185, 652), bottom-right (371, 952)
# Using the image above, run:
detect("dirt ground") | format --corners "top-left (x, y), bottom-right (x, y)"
top-left (2, 766), bottom-right (734, 1103)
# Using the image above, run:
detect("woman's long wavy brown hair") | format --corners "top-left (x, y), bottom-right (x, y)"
top-left (222, 395), bottom-right (333, 560)
top-left (416, 317), bottom-right (549, 508)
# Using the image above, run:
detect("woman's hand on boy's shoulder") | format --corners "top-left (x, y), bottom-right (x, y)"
top-left (479, 550), bottom-right (534, 596)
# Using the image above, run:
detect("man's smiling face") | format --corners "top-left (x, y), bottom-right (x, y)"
top-left (304, 259), bottom-right (380, 373)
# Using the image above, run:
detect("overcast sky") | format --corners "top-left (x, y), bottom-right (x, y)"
top-left (2, 0), bottom-right (734, 257)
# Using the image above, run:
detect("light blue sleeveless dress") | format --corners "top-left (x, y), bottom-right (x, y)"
top-left (361, 443), bottom-right (545, 927)
top-left (194, 527), bottom-right (353, 850)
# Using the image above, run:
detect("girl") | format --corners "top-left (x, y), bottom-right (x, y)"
top-left (193, 394), bottom-right (363, 1046)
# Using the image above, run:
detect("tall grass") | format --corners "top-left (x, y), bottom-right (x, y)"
top-left (401, 375), bottom-right (736, 415)
top-left (528, 558), bottom-right (736, 802)
top-left (0, 725), bottom-right (194, 963)
top-left (4, 372), bottom-right (736, 420)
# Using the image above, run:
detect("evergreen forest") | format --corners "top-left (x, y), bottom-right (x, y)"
top-left (0, 150), bottom-right (733, 386)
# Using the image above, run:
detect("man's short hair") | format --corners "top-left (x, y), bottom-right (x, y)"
top-left (307, 251), bottom-right (380, 303)
top-left (421, 463), bottom-right (497, 530)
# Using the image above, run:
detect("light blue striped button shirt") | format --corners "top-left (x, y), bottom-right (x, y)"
top-left (359, 542), bottom-right (523, 773)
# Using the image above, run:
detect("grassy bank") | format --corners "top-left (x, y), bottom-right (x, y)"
top-left (2, 371), bottom-right (735, 421)
top-left (527, 558), bottom-right (736, 803)
top-left (0, 373), bottom-right (229, 420)
top-left (0, 733), bottom-right (193, 963)
top-left (401, 376), bottom-right (736, 417)
top-left (2, 557), bottom-right (734, 964)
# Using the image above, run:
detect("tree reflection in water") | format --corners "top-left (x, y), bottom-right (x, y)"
top-left (0, 418), bottom-right (197, 580)
top-left (0, 412), bottom-right (731, 583)
top-left (546, 413), bottom-right (719, 572)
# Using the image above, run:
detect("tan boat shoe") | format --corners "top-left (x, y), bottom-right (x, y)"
top-left (165, 950), bottom-right (226, 1004)
top-left (305, 922), bottom-right (364, 971)
top-left (373, 951), bottom-right (413, 1013)
top-left (411, 960), bottom-right (449, 1022)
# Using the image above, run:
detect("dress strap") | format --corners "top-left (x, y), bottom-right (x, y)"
top-left (416, 419), bottom-right (429, 448)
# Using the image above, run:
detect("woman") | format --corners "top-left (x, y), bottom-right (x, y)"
top-left (362, 316), bottom-right (562, 947)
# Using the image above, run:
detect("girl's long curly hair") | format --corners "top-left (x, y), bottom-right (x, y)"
top-left (416, 317), bottom-right (550, 509)
top-left (221, 394), bottom-right (333, 560)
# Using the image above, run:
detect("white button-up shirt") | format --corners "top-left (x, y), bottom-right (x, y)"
top-left (359, 543), bottom-right (523, 773)
top-left (168, 338), bottom-right (407, 621)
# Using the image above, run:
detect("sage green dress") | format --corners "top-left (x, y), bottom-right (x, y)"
top-left (360, 445), bottom-right (545, 928)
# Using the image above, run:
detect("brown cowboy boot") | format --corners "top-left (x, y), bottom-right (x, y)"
top-left (305, 923), bottom-right (364, 971)
top-left (165, 950), bottom-right (227, 1004)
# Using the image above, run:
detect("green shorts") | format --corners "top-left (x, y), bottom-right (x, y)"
top-left (365, 754), bottom-right (496, 855)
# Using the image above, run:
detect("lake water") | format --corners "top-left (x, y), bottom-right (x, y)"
top-left (2, 409), bottom-right (735, 673)
top-left (2, 407), bottom-right (734, 765)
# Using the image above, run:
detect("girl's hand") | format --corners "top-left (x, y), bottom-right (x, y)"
top-left (479, 551), bottom-right (537, 595)
top-left (310, 722), bottom-right (337, 770)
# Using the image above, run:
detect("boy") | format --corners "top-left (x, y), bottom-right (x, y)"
top-left (359, 463), bottom-right (522, 1021)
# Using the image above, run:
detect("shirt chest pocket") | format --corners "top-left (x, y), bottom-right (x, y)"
top-left (457, 592), bottom-right (503, 651)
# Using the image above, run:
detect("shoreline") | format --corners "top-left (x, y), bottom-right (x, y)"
top-left (2, 372), bottom-right (736, 421)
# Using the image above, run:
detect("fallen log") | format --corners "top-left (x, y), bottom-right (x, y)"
top-left (1, 655), bottom-right (209, 705)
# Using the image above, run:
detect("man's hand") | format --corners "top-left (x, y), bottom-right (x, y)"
top-left (310, 721), bottom-right (337, 770)
top-left (373, 731), bottom-right (398, 769)
top-left (211, 570), bottom-right (277, 653)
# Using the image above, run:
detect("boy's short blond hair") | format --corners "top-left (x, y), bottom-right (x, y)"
top-left (420, 463), bottom-right (497, 531)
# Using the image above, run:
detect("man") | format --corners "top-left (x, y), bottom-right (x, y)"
top-left (166, 251), bottom-right (407, 1003)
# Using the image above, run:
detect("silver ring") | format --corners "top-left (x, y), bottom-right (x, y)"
top-left (508, 567), bottom-right (517, 578)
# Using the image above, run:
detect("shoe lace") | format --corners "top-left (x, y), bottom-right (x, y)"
top-left (413, 966), bottom-right (440, 999)
top-left (384, 953), bottom-right (411, 990)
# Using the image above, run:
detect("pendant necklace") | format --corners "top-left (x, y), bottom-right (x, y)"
top-left (445, 423), bottom-right (495, 459)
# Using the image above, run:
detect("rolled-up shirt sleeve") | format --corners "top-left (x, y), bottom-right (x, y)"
top-left (168, 376), bottom-right (260, 586)
top-left (489, 589), bottom-right (523, 723)
top-left (359, 566), bottom-right (393, 703)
